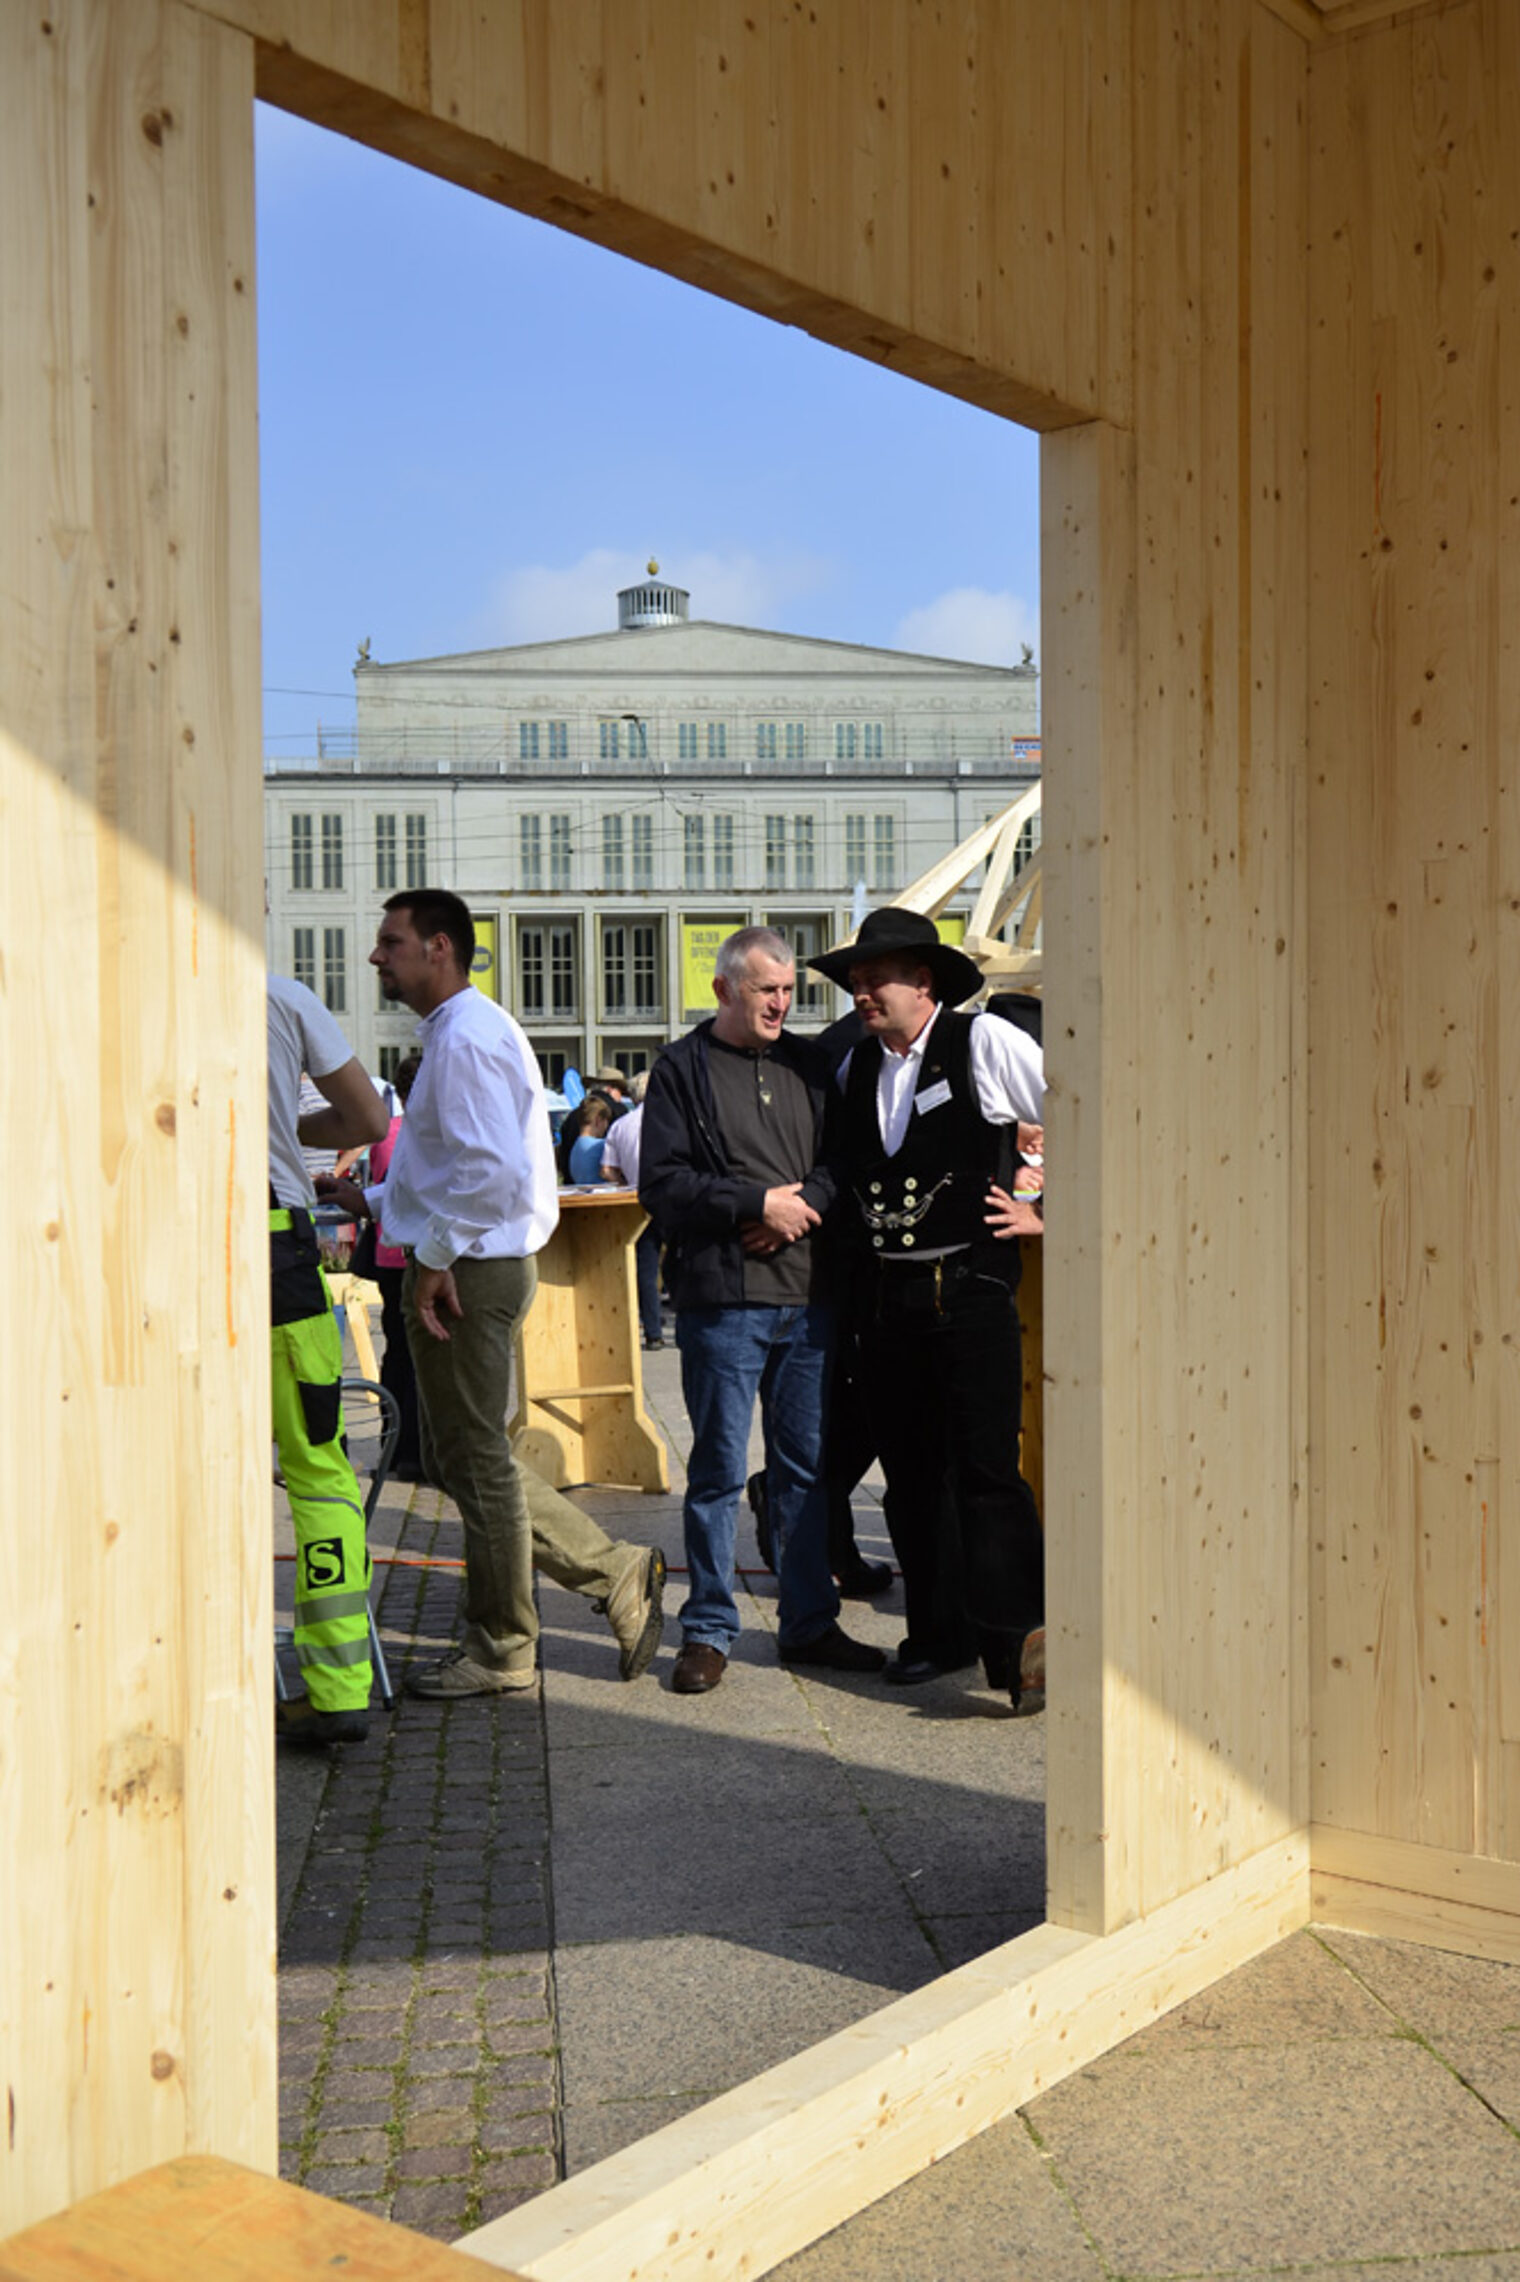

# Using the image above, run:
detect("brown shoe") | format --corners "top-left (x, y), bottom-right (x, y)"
top-left (671, 1640), bottom-right (727, 1694)
top-left (602, 1546), bottom-right (667, 1681)
top-left (1013, 1626), bottom-right (1046, 1717)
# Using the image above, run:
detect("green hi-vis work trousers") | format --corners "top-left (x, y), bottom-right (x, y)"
top-left (270, 1206), bottom-right (373, 1714)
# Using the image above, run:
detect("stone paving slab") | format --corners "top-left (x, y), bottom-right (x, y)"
top-left (1025, 2034), bottom-right (1520, 2274)
top-left (1318, 1927), bottom-right (1520, 2040)
top-left (554, 1922), bottom-right (943, 2108)
top-left (772, 2116), bottom-right (1106, 2282)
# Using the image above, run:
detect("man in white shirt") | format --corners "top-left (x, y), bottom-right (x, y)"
top-left (352, 890), bottom-right (665, 1698)
top-left (809, 908), bottom-right (1048, 1715)
top-left (267, 975), bottom-right (390, 1746)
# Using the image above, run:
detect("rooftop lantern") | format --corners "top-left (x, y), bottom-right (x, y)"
top-left (618, 558), bottom-right (689, 628)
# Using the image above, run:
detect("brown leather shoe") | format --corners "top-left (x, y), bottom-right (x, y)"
top-left (671, 1640), bottom-right (727, 1694)
top-left (1013, 1626), bottom-right (1046, 1716)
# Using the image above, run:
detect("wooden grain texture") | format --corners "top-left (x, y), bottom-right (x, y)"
top-left (0, 2156), bottom-right (519, 2282)
top-left (1307, 0), bottom-right (1520, 1866)
top-left (1044, 4), bottom-right (1308, 1936)
top-left (221, 0), bottom-right (1130, 433)
top-left (1, 0), bottom-right (271, 2237)
top-left (514, 1195), bottom-right (668, 1491)
top-left (462, 1832), bottom-right (1308, 2282)
top-left (1311, 1825), bottom-right (1520, 1963)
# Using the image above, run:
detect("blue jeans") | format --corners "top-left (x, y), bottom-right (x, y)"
top-left (676, 1302), bottom-right (840, 1653)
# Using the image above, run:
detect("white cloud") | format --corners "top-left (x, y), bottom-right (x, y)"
top-left (893, 587), bottom-right (1039, 669)
top-left (480, 547), bottom-right (834, 646)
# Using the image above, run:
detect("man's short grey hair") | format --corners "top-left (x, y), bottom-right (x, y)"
top-left (715, 926), bottom-right (793, 986)
top-left (629, 1069), bottom-right (650, 1103)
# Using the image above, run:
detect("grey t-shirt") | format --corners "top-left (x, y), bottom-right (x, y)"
top-left (707, 1036), bottom-right (818, 1304)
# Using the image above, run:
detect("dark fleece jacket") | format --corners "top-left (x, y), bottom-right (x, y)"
top-left (638, 1018), bottom-right (838, 1311)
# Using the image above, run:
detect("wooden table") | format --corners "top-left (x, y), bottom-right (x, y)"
top-left (511, 1187), bottom-right (669, 1493)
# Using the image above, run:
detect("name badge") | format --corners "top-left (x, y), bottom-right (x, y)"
top-left (915, 1079), bottom-right (952, 1114)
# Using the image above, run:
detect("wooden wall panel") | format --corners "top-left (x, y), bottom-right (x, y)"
top-left (1049, 0), bottom-right (1308, 1925)
top-left (0, 0), bottom-right (272, 2236)
top-left (228, 0), bottom-right (1130, 435)
top-left (1308, 0), bottom-right (1520, 1863)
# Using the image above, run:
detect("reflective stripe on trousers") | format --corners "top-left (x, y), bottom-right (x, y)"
top-left (269, 1215), bottom-right (373, 1713)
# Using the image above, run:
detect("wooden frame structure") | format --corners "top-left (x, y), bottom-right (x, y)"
top-left (4, 0), bottom-right (1518, 2271)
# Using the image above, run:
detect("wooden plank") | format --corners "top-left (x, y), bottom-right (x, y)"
top-left (1, 0), bottom-right (272, 2234)
top-left (461, 1833), bottom-right (1309, 2282)
top-left (1306, 0), bottom-right (1518, 1869)
top-left (0, 2155), bottom-right (520, 2282)
top-left (1041, 416), bottom-right (1145, 1936)
top-left (514, 1194), bottom-right (668, 1492)
top-left (225, 0), bottom-right (1118, 432)
top-left (1312, 1822), bottom-right (1520, 1964)
top-left (158, 0), bottom-right (275, 2179)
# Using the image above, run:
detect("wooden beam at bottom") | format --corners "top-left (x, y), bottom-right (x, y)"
top-left (461, 1832), bottom-right (1309, 2282)
top-left (1311, 1823), bottom-right (1520, 1964)
top-left (0, 2156), bottom-right (521, 2282)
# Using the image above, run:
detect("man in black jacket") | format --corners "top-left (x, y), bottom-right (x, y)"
top-left (641, 926), bottom-right (886, 1695)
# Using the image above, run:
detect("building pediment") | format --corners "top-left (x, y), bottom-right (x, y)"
top-left (359, 619), bottom-right (1032, 686)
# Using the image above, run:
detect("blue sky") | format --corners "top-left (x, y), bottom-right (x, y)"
top-left (255, 103), bottom-right (1041, 759)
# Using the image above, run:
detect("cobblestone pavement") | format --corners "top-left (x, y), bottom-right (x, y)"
top-left (277, 1483), bottom-right (560, 2237)
top-left (274, 1339), bottom-right (1047, 2248)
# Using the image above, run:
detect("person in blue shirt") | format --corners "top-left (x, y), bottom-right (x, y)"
top-left (566, 1095), bottom-right (613, 1184)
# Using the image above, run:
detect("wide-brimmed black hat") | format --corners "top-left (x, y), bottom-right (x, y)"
top-left (807, 907), bottom-right (982, 1007)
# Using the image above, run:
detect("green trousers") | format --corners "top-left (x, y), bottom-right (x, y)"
top-left (404, 1253), bottom-right (631, 1673)
top-left (270, 1210), bottom-right (373, 1712)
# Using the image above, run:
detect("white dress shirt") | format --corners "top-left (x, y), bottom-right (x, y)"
top-left (366, 986), bottom-right (559, 1268)
top-left (839, 1004), bottom-right (1045, 1156)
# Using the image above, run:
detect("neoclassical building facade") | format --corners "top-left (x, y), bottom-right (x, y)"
top-left (265, 575), bottom-right (1039, 1082)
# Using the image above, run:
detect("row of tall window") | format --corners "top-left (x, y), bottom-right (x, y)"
top-left (291, 925), bottom-right (350, 1013)
top-left (512, 719), bottom-right (889, 763)
top-left (305, 912), bottom-right (846, 1035)
top-left (289, 812), bottom-right (428, 893)
top-left (285, 807), bottom-right (897, 898)
top-left (589, 811), bottom-right (895, 892)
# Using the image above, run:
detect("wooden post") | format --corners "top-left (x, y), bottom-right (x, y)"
top-left (1, 0), bottom-right (273, 2234)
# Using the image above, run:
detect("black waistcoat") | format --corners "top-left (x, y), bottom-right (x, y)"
top-left (842, 1011), bottom-right (1016, 1253)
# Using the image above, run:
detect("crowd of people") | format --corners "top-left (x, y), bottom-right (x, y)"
top-left (266, 887), bottom-right (1046, 1747)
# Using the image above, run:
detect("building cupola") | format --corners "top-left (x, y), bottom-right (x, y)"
top-left (618, 559), bottom-right (689, 629)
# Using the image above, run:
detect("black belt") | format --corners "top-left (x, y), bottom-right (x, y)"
top-left (867, 1244), bottom-right (1017, 1319)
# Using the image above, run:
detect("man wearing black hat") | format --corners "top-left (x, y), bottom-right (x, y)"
top-left (808, 908), bottom-right (1048, 1713)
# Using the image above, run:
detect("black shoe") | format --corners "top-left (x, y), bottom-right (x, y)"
top-left (643, 1335), bottom-right (666, 1350)
top-left (779, 1623), bottom-right (887, 1674)
top-left (388, 1456), bottom-right (426, 1483)
top-left (883, 1639), bottom-right (980, 1687)
top-left (746, 1470), bottom-right (776, 1574)
top-left (883, 1651), bottom-right (947, 1687)
top-left (835, 1554), bottom-right (895, 1598)
top-left (276, 1699), bottom-right (370, 1747)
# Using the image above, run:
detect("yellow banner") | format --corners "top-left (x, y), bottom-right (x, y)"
top-left (936, 914), bottom-right (966, 947)
top-left (470, 913), bottom-right (499, 999)
top-left (681, 920), bottom-right (730, 1019)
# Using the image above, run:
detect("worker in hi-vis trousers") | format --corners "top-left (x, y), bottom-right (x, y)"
top-left (267, 973), bottom-right (389, 1747)
top-left (270, 1198), bottom-right (373, 1726)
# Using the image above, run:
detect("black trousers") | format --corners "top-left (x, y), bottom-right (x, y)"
top-left (857, 1249), bottom-right (1044, 1677)
top-left (375, 1262), bottom-right (422, 1469)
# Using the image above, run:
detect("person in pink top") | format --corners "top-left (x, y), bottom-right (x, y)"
top-left (369, 1050), bottom-right (425, 1479)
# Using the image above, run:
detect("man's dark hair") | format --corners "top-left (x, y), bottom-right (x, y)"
top-left (383, 889), bottom-right (475, 972)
